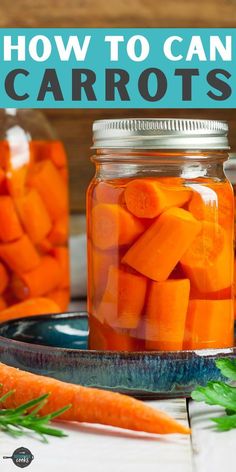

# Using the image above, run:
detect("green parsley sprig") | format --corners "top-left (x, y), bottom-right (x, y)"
top-left (191, 358), bottom-right (236, 431)
top-left (0, 388), bottom-right (71, 441)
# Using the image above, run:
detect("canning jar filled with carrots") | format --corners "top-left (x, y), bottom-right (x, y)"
top-left (0, 109), bottom-right (70, 314)
top-left (224, 155), bottom-right (236, 320)
top-left (87, 118), bottom-right (234, 352)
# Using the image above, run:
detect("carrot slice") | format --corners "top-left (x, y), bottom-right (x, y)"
top-left (89, 315), bottom-right (136, 351)
top-left (0, 196), bottom-right (23, 242)
top-left (12, 256), bottom-right (61, 300)
top-left (183, 299), bottom-right (234, 349)
top-left (123, 208), bottom-right (201, 282)
top-left (0, 297), bottom-right (7, 310)
top-left (188, 181), bottom-right (233, 228)
top-left (124, 179), bottom-right (192, 218)
top-left (37, 237), bottom-right (53, 254)
top-left (88, 242), bottom-right (120, 308)
top-left (0, 362), bottom-right (190, 434)
top-left (52, 247), bottom-right (70, 288)
top-left (42, 141), bottom-right (67, 168)
top-left (95, 181), bottom-right (125, 204)
top-left (0, 298), bottom-right (60, 322)
top-left (0, 262), bottom-right (9, 295)
top-left (92, 203), bottom-right (145, 250)
top-left (97, 266), bottom-right (147, 328)
top-left (145, 279), bottom-right (190, 351)
top-left (48, 214), bottom-right (68, 246)
top-left (48, 288), bottom-right (70, 311)
top-left (29, 160), bottom-right (68, 221)
top-left (181, 221), bottom-right (233, 293)
top-left (0, 235), bottom-right (40, 274)
top-left (15, 190), bottom-right (52, 243)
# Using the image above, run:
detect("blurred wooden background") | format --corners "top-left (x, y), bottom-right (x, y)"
top-left (1, 0), bottom-right (236, 213)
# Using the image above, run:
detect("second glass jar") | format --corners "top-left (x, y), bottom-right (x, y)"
top-left (87, 118), bottom-right (234, 352)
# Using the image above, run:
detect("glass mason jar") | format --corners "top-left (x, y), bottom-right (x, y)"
top-left (87, 118), bottom-right (234, 352)
top-left (0, 109), bottom-right (70, 312)
top-left (224, 154), bottom-right (236, 320)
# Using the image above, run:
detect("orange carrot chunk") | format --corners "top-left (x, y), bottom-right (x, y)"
top-left (48, 288), bottom-right (70, 311)
top-left (145, 279), bottom-right (190, 351)
top-left (87, 241), bottom-right (120, 309)
top-left (123, 208), bottom-right (202, 282)
top-left (0, 297), bottom-right (7, 311)
top-left (95, 181), bottom-right (125, 204)
top-left (15, 190), bottom-right (52, 244)
top-left (0, 298), bottom-right (60, 323)
top-left (0, 235), bottom-right (40, 274)
top-left (42, 141), bottom-right (67, 168)
top-left (124, 179), bottom-right (192, 218)
top-left (97, 265), bottom-right (147, 328)
top-left (48, 214), bottom-right (68, 246)
top-left (188, 181), bottom-right (233, 228)
top-left (29, 160), bottom-right (68, 221)
top-left (181, 221), bottom-right (233, 293)
top-left (0, 196), bottom-right (23, 242)
top-left (0, 362), bottom-right (190, 434)
top-left (183, 299), bottom-right (234, 350)
top-left (0, 262), bottom-right (9, 295)
top-left (89, 315), bottom-right (136, 351)
top-left (52, 247), bottom-right (70, 288)
top-left (12, 256), bottom-right (61, 300)
top-left (92, 203), bottom-right (146, 250)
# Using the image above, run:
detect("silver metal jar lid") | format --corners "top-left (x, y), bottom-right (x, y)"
top-left (92, 118), bottom-right (229, 150)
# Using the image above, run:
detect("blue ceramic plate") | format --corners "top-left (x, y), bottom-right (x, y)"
top-left (0, 312), bottom-right (235, 399)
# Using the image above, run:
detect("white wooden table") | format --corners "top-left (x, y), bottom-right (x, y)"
top-left (0, 399), bottom-right (234, 472)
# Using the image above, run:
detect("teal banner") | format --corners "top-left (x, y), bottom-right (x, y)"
top-left (0, 28), bottom-right (235, 108)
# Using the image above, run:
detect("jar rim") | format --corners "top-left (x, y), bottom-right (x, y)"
top-left (92, 118), bottom-right (229, 151)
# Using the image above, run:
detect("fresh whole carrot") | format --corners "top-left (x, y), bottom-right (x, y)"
top-left (0, 362), bottom-right (190, 435)
top-left (0, 298), bottom-right (60, 323)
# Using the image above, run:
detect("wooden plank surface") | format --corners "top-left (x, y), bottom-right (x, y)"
top-left (0, 0), bottom-right (236, 27)
top-left (0, 399), bottom-right (193, 472)
top-left (189, 400), bottom-right (235, 472)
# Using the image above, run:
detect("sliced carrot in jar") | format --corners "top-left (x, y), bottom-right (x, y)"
top-left (97, 265), bottom-right (147, 329)
top-left (0, 262), bottom-right (9, 295)
top-left (145, 279), bottom-right (190, 351)
top-left (48, 288), bottom-right (70, 311)
top-left (95, 181), bottom-right (125, 205)
top-left (15, 190), bottom-right (52, 243)
top-left (183, 299), bottom-right (234, 349)
top-left (181, 221), bottom-right (233, 293)
top-left (0, 196), bottom-right (23, 242)
top-left (124, 179), bottom-right (192, 218)
top-left (52, 247), bottom-right (70, 288)
top-left (0, 235), bottom-right (40, 274)
top-left (12, 256), bottom-right (61, 300)
top-left (123, 208), bottom-right (201, 282)
top-left (29, 160), bottom-right (68, 221)
top-left (48, 214), bottom-right (68, 246)
top-left (92, 203), bottom-right (145, 250)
